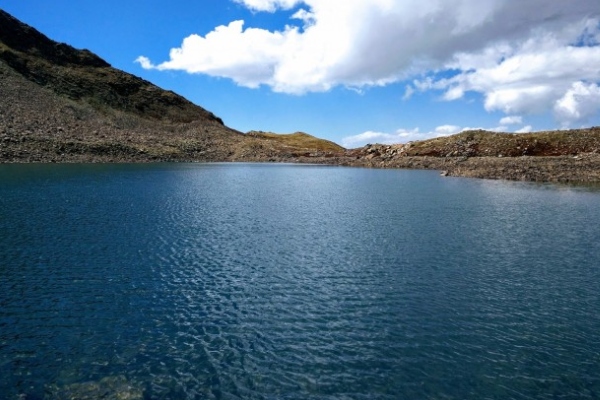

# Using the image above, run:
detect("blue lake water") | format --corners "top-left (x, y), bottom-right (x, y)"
top-left (0, 163), bottom-right (599, 399)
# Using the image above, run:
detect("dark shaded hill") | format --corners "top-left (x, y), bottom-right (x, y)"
top-left (0, 9), bottom-right (222, 124)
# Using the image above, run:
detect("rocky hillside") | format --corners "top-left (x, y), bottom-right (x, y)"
top-left (0, 9), bottom-right (223, 125)
top-left (397, 128), bottom-right (600, 157)
top-left (0, 9), bottom-right (338, 163)
top-left (344, 128), bottom-right (600, 183)
top-left (346, 128), bottom-right (600, 160)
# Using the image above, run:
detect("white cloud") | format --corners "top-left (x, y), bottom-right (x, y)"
top-left (138, 0), bottom-right (599, 99)
top-left (138, 20), bottom-right (291, 89)
top-left (138, 0), bottom-right (600, 126)
top-left (341, 125), bottom-right (468, 148)
top-left (414, 30), bottom-right (600, 123)
top-left (554, 82), bottom-right (600, 126)
top-left (515, 125), bottom-right (533, 133)
top-left (135, 56), bottom-right (153, 70)
top-left (341, 128), bottom-right (422, 148)
top-left (402, 85), bottom-right (414, 101)
top-left (500, 116), bottom-right (522, 125)
top-left (434, 125), bottom-right (462, 135)
top-left (234, 0), bottom-right (301, 12)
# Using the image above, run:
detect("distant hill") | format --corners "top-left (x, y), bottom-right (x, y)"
top-left (247, 131), bottom-right (345, 153)
top-left (344, 128), bottom-right (600, 183)
top-left (347, 128), bottom-right (600, 158)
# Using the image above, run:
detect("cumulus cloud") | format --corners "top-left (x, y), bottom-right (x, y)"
top-left (554, 82), bottom-right (600, 126)
top-left (135, 56), bottom-right (153, 70)
top-left (412, 24), bottom-right (600, 124)
top-left (515, 125), bottom-right (533, 133)
top-left (137, 20), bottom-right (291, 89)
top-left (138, 0), bottom-right (600, 122)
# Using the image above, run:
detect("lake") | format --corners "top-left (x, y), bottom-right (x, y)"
top-left (1, 163), bottom-right (599, 399)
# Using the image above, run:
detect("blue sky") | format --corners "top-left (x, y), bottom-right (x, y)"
top-left (2, 0), bottom-right (600, 147)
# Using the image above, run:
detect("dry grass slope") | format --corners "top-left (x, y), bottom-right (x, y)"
top-left (247, 131), bottom-right (345, 153)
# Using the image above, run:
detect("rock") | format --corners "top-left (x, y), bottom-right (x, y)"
top-left (45, 376), bottom-right (143, 400)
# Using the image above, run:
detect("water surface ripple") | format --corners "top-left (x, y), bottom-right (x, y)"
top-left (1, 163), bottom-right (599, 399)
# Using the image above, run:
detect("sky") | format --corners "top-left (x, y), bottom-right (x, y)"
top-left (2, 0), bottom-right (600, 147)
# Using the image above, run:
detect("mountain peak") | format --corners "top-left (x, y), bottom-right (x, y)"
top-left (0, 9), bottom-right (222, 124)
top-left (0, 9), bottom-right (109, 68)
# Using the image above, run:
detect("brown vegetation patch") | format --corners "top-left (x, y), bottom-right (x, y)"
top-left (247, 131), bottom-right (345, 154)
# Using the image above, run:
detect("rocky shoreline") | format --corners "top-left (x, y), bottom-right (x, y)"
top-left (330, 129), bottom-right (600, 184)
top-left (338, 153), bottom-right (600, 184)
top-left (3, 136), bottom-right (600, 185)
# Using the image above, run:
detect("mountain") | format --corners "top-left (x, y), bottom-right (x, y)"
top-left (0, 10), bottom-right (223, 125)
top-left (0, 9), bottom-right (341, 163)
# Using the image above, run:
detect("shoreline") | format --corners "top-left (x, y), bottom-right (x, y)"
top-left (2, 150), bottom-right (600, 185)
top-left (338, 154), bottom-right (600, 184)
top-left (2, 10), bottom-right (600, 187)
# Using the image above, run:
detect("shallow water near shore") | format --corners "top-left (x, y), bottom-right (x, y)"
top-left (1, 163), bottom-right (599, 399)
